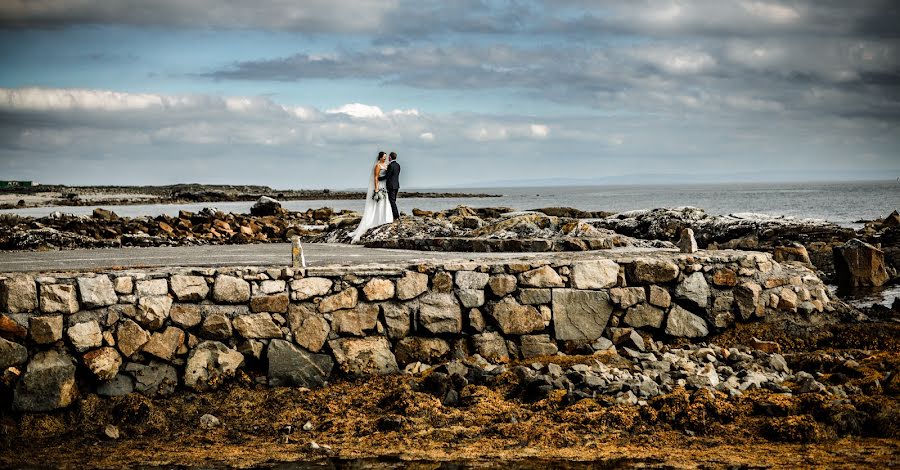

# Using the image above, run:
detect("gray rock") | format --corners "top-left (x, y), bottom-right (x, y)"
top-left (170, 275), bottom-right (209, 302)
top-left (677, 228), bottom-right (698, 253)
top-left (734, 282), bottom-right (762, 320)
top-left (134, 295), bottom-right (173, 330)
top-left (1, 274), bottom-right (37, 313)
top-left (456, 289), bottom-right (485, 308)
top-left (67, 320), bottom-right (103, 352)
top-left (13, 350), bottom-right (77, 411)
top-left (487, 274), bottom-right (517, 297)
top-left (287, 303), bottom-right (331, 352)
top-left (318, 288), bottom-right (358, 313)
top-left (569, 260), bottom-right (619, 289)
top-left (609, 287), bottom-right (646, 308)
top-left (519, 266), bottom-right (564, 288)
top-left (520, 334), bottom-right (559, 358)
top-left (135, 279), bottom-right (168, 296)
top-left (665, 305), bottom-right (709, 338)
top-left (468, 307), bottom-right (486, 332)
top-left (623, 304), bottom-right (665, 329)
top-left (472, 332), bottom-right (509, 362)
top-left (675, 272), bottom-right (710, 308)
top-left (251, 195), bottom-right (282, 216)
top-left (519, 288), bottom-right (551, 305)
top-left (488, 296), bottom-right (544, 335)
top-left (362, 278), bottom-right (395, 301)
top-left (96, 373), bottom-right (134, 397)
top-left (290, 277), bottom-right (333, 301)
top-left (380, 301), bottom-right (413, 339)
top-left (212, 275), bottom-right (251, 304)
top-left (419, 292), bottom-right (462, 334)
top-left (126, 360), bottom-right (178, 397)
top-left (0, 336), bottom-right (28, 369)
top-left (199, 414), bottom-right (221, 429)
top-left (395, 271), bottom-right (428, 300)
top-left (455, 271), bottom-right (490, 290)
top-left (40, 284), bottom-right (79, 314)
top-left (552, 289), bottom-right (612, 341)
top-left (141, 326), bottom-right (185, 361)
top-left (116, 319), bottom-right (150, 357)
top-left (200, 313), bottom-right (233, 340)
top-left (29, 315), bottom-right (63, 344)
top-left (233, 313), bottom-right (283, 339)
top-left (113, 276), bottom-right (133, 295)
top-left (267, 339), bottom-right (334, 387)
top-left (332, 303), bottom-right (380, 336)
top-left (77, 276), bottom-right (118, 309)
top-left (626, 258), bottom-right (679, 284)
top-left (394, 337), bottom-right (451, 366)
top-left (258, 279), bottom-right (286, 294)
top-left (329, 336), bottom-right (399, 375)
top-left (183, 341), bottom-right (244, 391)
top-left (82, 347), bottom-right (123, 380)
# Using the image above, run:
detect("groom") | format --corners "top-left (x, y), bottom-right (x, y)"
top-left (380, 151), bottom-right (401, 220)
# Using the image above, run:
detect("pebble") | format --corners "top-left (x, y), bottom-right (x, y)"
top-left (199, 413), bottom-right (221, 429)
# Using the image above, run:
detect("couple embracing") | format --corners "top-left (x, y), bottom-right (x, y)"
top-left (350, 151), bottom-right (401, 243)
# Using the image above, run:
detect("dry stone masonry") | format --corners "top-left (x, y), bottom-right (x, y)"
top-left (0, 249), bottom-right (835, 412)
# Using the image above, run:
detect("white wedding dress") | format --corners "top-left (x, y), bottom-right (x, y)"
top-left (350, 163), bottom-right (393, 243)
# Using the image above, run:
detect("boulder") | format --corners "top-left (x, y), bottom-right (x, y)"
top-left (142, 326), bottom-right (186, 361)
top-left (647, 285), bottom-right (671, 308)
top-left (833, 239), bottom-right (890, 287)
top-left (233, 313), bottom-right (282, 339)
top-left (125, 361), bottom-right (178, 397)
top-left (487, 274), bottom-right (517, 297)
top-left (552, 289), bottom-right (613, 341)
top-left (250, 293), bottom-right (290, 313)
top-left (380, 301), bottom-right (413, 339)
top-left (455, 271), bottom-right (490, 290)
top-left (432, 272), bottom-right (453, 293)
top-left (169, 304), bottom-right (202, 328)
top-left (519, 266), bottom-right (564, 288)
top-left (456, 289), bottom-right (485, 308)
top-left (318, 288), bottom-right (358, 313)
top-left (170, 275), bottom-right (209, 302)
top-left (609, 287), bottom-right (646, 309)
top-left (116, 319), bottom-right (150, 357)
top-left (1, 274), bottom-right (37, 313)
top-left (200, 313), bottom-right (233, 340)
top-left (212, 275), bottom-right (251, 303)
top-left (287, 303), bottom-right (331, 352)
top-left (520, 334), bottom-right (559, 358)
top-left (677, 228), bottom-right (698, 253)
top-left (734, 282), bottom-right (762, 320)
top-left (626, 258), bottom-right (679, 284)
top-left (183, 341), bottom-right (244, 391)
top-left (250, 196), bottom-right (282, 216)
top-left (488, 296), bottom-right (544, 335)
top-left (267, 339), bottom-right (334, 388)
top-left (13, 350), bottom-right (77, 411)
top-left (418, 292), bottom-right (462, 334)
top-left (472, 332), bottom-right (509, 362)
top-left (135, 279), bottom-right (168, 296)
top-left (290, 277), bottom-right (333, 301)
top-left (675, 272), bottom-right (710, 308)
top-left (29, 315), bottom-right (63, 344)
top-left (0, 336), bottom-right (27, 369)
top-left (569, 260), bottom-right (619, 289)
top-left (76, 276), bottom-right (118, 308)
top-left (518, 288), bottom-right (551, 305)
top-left (113, 276), bottom-right (133, 294)
top-left (394, 337), bottom-right (450, 366)
top-left (82, 347), bottom-right (122, 380)
top-left (258, 280), bottom-right (286, 294)
top-left (40, 284), bottom-right (79, 314)
top-left (396, 271), bottom-right (429, 300)
top-left (332, 303), bottom-right (380, 336)
top-left (623, 303), bottom-right (665, 329)
top-left (778, 288), bottom-right (798, 311)
top-left (67, 320), bottom-right (103, 352)
top-left (665, 305), bottom-right (709, 338)
top-left (329, 337), bottom-right (399, 375)
top-left (362, 278), bottom-right (395, 301)
top-left (773, 244), bottom-right (812, 267)
top-left (135, 296), bottom-right (173, 330)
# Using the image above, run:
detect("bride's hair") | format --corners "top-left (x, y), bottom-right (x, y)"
top-left (376, 151), bottom-right (386, 161)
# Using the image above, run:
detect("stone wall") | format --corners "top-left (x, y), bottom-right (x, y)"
top-left (0, 250), bottom-right (833, 412)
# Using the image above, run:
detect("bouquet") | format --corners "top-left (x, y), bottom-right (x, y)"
top-left (373, 188), bottom-right (387, 202)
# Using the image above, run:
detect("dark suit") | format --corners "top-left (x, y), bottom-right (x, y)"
top-left (380, 160), bottom-right (401, 219)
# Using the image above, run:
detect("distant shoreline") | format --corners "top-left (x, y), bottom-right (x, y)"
top-left (0, 184), bottom-right (502, 210)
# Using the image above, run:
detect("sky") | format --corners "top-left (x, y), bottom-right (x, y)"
top-left (0, 0), bottom-right (898, 189)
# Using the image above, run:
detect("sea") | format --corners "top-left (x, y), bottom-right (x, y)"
top-left (3, 180), bottom-right (898, 229)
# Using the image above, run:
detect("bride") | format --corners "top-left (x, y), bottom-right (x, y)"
top-left (350, 151), bottom-right (394, 243)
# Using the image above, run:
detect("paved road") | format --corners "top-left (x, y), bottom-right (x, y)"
top-left (0, 243), bottom-right (599, 273)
